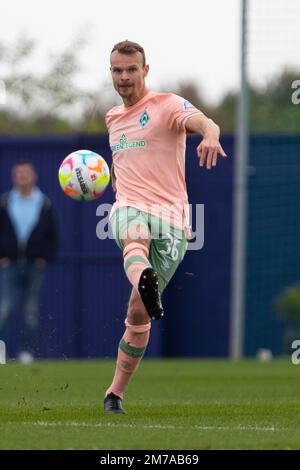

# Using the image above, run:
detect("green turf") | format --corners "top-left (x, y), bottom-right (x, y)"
top-left (0, 358), bottom-right (300, 449)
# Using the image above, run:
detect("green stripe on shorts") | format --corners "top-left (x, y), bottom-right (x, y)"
top-left (119, 338), bottom-right (146, 357)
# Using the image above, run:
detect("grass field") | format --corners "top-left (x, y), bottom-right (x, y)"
top-left (0, 358), bottom-right (300, 450)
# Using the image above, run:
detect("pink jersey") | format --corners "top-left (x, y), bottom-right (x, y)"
top-left (105, 91), bottom-right (203, 237)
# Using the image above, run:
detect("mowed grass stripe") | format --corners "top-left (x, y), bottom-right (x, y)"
top-left (1, 421), bottom-right (284, 432)
top-left (0, 359), bottom-right (300, 449)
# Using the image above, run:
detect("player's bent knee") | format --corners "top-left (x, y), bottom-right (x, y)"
top-left (123, 241), bottom-right (149, 260)
top-left (127, 304), bottom-right (149, 325)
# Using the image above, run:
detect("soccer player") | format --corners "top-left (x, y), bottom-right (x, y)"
top-left (104, 40), bottom-right (227, 413)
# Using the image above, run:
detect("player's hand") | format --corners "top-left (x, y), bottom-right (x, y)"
top-left (197, 138), bottom-right (227, 170)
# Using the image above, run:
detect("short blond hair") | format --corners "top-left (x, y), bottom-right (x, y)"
top-left (111, 40), bottom-right (146, 66)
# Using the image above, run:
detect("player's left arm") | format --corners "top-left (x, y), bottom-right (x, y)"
top-left (185, 114), bottom-right (227, 170)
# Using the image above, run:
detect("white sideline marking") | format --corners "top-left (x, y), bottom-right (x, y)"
top-left (3, 421), bottom-right (284, 433)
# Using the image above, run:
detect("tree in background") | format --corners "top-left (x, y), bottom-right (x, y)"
top-left (174, 70), bottom-right (300, 134)
top-left (249, 69), bottom-right (300, 133)
top-left (275, 285), bottom-right (300, 353)
top-left (0, 36), bottom-right (299, 134)
top-left (0, 35), bottom-right (111, 133)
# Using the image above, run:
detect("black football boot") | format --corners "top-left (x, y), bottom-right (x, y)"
top-left (104, 393), bottom-right (126, 414)
top-left (138, 267), bottom-right (164, 320)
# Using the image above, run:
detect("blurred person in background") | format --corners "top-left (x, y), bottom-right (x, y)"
top-left (0, 161), bottom-right (59, 363)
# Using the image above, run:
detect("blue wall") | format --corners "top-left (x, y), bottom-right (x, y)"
top-left (245, 135), bottom-right (300, 356)
top-left (0, 134), bottom-right (233, 358)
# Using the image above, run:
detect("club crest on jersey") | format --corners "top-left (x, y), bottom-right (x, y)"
top-left (183, 100), bottom-right (194, 110)
top-left (110, 133), bottom-right (147, 152)
top-left (139, 111), bottom-right (150, 128)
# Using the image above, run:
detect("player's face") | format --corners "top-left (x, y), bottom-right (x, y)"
top-left (110, 51), bottom-right (149, 106)
top-left (12, 164), bottom-right (36, 192)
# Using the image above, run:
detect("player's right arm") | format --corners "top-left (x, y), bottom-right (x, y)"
top-left (185, 113), bottom-right (227, 170)
top-left (165, 93), bottom-right (227, 170)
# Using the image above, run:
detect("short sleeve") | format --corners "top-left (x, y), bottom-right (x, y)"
top-left (165, 94), bottom-right (204, 132)
top-left (105, 110), bottom-right (113, 132)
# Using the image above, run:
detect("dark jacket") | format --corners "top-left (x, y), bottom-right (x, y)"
top-left (0, 192), bottom-right (59, 262)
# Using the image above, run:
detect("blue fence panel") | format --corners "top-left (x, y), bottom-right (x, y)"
top-left (0, 134), bottom-right (233, 358)
top-left (245, 135), bottom-right (300, 356)
top-left (162, 135), bottom-right (234, 356)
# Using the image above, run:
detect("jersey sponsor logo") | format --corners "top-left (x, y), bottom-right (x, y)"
top-left (183, 100), bottom-right (194, 110)
top-left (110, 133), bottom-right (147, 152)
top-left (139, 110), bottom-right (150, 128)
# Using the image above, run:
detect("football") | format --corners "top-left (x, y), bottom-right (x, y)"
top-left (58, 150), bottom-right (110, 201)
